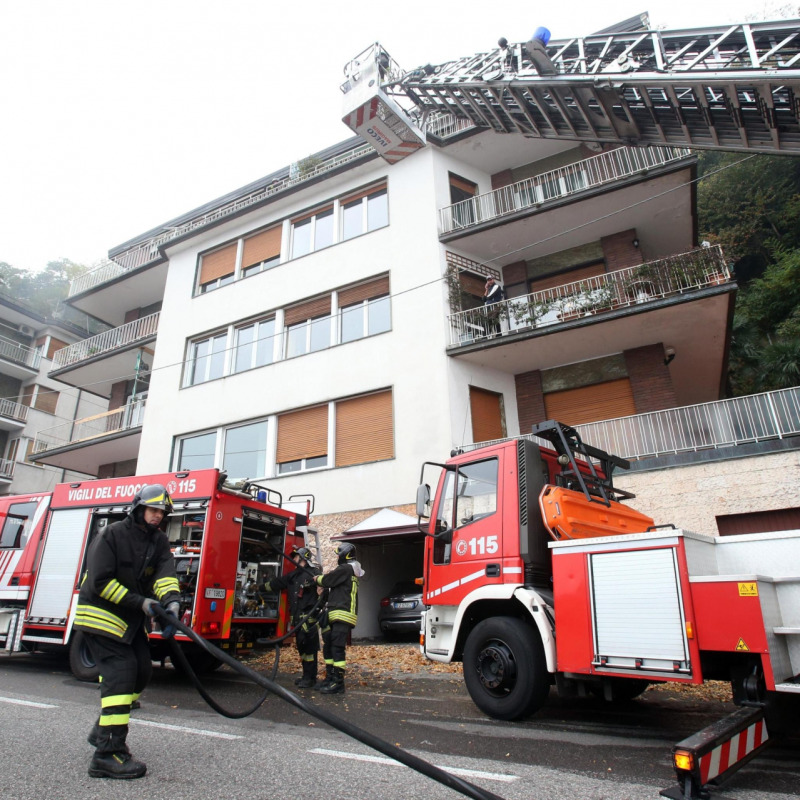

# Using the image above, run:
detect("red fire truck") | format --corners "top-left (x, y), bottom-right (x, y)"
top-left (416, 421), bottom-right (800, 794)
top-left (0, 469), bottom-right (309, 680)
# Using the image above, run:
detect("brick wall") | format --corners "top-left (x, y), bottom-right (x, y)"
top-left (601, 229), bottom-right (643, 271)
top-left (502, 260), bottom-right (528, 286)
top-left (515, 370), bottom-right (546, 433)
top-left (625, 344), bottom-right (678, 413)
top-left (491, 169), bottom-right (514, 190)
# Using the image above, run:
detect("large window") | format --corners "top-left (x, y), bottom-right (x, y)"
top-left (276, 405), bottom-right (329, 474)
top-left (339, 275), bottom-right (391, 343)
top-left (291, 206), bottom-right (334, 258)
top-left (188, 333), bottom-right (228, 385)
top-left (342, 185), bottom-right (388, 240)
top-left (175, 431), bottom-right (217, 470)
top-left (241, 226), bottom-right (281, 277)
top-left (335, 390), bottom-right (393, 467)
top-left (234, 318), bottom-right (275, 372)
top-left (198, 243), bottom-right (237, 294)
top-left (284, 295), bottom-right (332, 358)
top-left (20, 384), bottom-right (59, 414)
top-left (223, 421), bottom-right (268, 479)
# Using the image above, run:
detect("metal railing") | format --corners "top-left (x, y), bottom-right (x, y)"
top-left (51, 312), bottom-right (160, 370)
top-left (448, 246), bottom-right (729, 346)
top-left (460, 387), bottom-right (800, 463)
top-left (0, 398), bottom-right (29, 424)
top-left (0, 337), bottom-right (41, 370)
top-left (0, 458), bottom-right (14, 480)
top-left (425, 112), bottom-right (477, 139)
top-left (577, 387), bottom-right (800, 462)
top-left (69, 143), bottom-right (375, 297)
top-left (33, 398), bottom-right (147, 453)
top-left (439, 145), bottom-right (692, 234)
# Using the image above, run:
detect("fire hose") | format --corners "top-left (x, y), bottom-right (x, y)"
top-left (152, 604), bottom-right (506, 800)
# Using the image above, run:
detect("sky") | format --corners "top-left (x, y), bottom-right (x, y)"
top-left (0, 0), bottom-right (791, 272)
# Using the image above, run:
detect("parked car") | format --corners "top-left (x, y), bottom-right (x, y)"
top-left (378, 581), bottom-right (424, 638)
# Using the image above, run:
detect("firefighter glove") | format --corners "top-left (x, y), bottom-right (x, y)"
top-left (162, 601), bottom-right (180, 639)
top-left (142, 598), bottom-right (157, 616)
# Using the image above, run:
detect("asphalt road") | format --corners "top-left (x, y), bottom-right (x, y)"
top-left (1, 648), bottom-right (799, 800)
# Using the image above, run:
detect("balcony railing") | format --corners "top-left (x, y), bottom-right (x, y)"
top-left (33, 397), bottom-right (147, 453)
top-left (0, 337), bottom-right (41, 370)
top-left (68, 142), bottom-right (374, 297)
top-left (460, 387), bottom-right (800, 464)
top-left (448, 246), bottom-right (730, 347)
top-left (51, 312), bottom-right (160, 370)
top-left (0, 398), bottom-right (29, 424)
top-left (0, 458), bottom-right (15, 479)
top-left (439, 145), bottom-right (693, 234)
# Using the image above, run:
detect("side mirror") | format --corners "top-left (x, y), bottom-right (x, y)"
top-left (416, 484), bottom-right (431, 518)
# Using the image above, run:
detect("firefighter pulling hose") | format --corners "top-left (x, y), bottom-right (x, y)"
top-left (151, 603), bottom-right (508, 800)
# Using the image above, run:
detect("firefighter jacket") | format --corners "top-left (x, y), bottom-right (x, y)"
top-left (74, 515), bottom-right (180, 644)
top-left (263, 563), bottom-right (322, 623)
top-left (315, 563), bottom-right (359, 627)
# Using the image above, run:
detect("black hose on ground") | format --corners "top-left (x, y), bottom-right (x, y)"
top-left (153, 605), bottom-right (506, 800)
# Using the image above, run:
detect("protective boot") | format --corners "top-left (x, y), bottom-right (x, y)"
top-left (88, 727), bottom-right (145, 779)
top-left (296, 659), bottom-right (317, 689)
top-left (320, 666), bottom-right (345, 695)
top-left (315, 663), bottom-right (334, 690)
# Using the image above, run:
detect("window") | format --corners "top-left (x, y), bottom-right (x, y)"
top-left (339, 275), bottom-right (391, 343)
top-left (234, 318), bottom-right (275, 372)
top-left (276, 405), bottom-right (329, 474)
top-left (223, 421), bottom-right (268, 480)
top-left (175, 431), bottom-right (217, 471)
top-left (0, 501), bottom-right (39, 549)
top-left (188, 333), bottom-right (228, 385)
top-left (449, 173), bottom-right (477, 227)
top-left (291, 206), bottom-right (334, 258)
top-left (6, 438), bottom-right (20, 463)
top-left (284, 296), bottom-right (332, 358)
top-left (198, 242), bottom-right (237, 293)
top-left (20, 384), bottom-right (58, 415)
top-left (241, 226), bottom-right (281, 277)
top-left (335, 390), bottom-right (393, 467)
top-left (342, 184), bottom-right (388, 240)
top-left (470, 387), bottom-right (505, 443)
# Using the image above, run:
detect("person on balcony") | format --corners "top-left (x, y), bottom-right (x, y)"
top-left (482, 277), bottom-right (505, 337)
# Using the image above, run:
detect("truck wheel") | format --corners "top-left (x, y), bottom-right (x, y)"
top-left (69, 630), bottom-right (100, 683)
top-left (463, 616), bottom-right (549, 721)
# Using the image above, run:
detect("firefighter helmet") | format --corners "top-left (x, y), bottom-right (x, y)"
top-left (131, 484), bottom-right (173, 518)
top-left (335, 542), bottom-right (356, 564)
top-left (292, 546), bottom-right (314, 564)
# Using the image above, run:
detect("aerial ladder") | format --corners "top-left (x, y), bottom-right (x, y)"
top-left (341, 19), bottom-right (800, 160)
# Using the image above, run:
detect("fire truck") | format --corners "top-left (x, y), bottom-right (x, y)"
top-left (416, 422), bottom-right (800, 793)
top-left (0, 469), bottom-right (310, 680)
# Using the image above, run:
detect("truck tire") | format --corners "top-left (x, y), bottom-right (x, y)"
top-left (69, 630), bottom-right (100, 683)
top-left (463, 616), bottom-right (550, 721)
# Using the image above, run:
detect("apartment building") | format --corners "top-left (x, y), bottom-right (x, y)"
top-left (0, 293), bottom-right (106, 495)
top-left (34, 26), bottom-right (800, 636)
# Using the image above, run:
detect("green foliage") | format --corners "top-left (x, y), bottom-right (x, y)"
top-left (0, 258), bottom-right (88, 317)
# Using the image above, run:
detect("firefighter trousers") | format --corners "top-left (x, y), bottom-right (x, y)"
top-left (84, 627), bottom-right (152, 753)
top-left (322, 620), bottom-right (352, 669)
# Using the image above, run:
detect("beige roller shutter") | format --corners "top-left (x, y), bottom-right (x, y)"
top-left (341, 182), bottom-right (387, 205)
top-left (198, 243), bottom-right (237, 285)
top-left (241, 226), bottom-right (281, 270)
top-left (284, 295), bottom-right (332, 326)
top-left (470, 387), bottom-right (505, 443)
top-left (338, 275), bottom-right (390, 308)
top-left (335, 390), bottom-right (393, 467)
top-left (544, 378), bottom-right (635, 426)
top-left (34, 388), bottom-right (58, 415)
top-left (450, 175), bottom-right (477, 196)
top-left (276, 405), bottom-right (328, 463)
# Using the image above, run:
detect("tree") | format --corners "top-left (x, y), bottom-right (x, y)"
top-left (0, 258), bottom-right (88, 317)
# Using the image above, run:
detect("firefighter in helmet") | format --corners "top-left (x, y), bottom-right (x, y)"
top-left (75, 484), bottom-right (181, 779)
top-left (314, 541), bottom-right (364, 694)
top-left (260, 545), bottom-right (322, 688)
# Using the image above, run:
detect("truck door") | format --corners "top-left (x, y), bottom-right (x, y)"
top-left (426, 455), bottom-right (503, 607)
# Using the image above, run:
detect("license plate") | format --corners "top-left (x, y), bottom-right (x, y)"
top-left (205, 588), bottom-right (226, 599)
top-left (394, 601), bottom-right (414, 609)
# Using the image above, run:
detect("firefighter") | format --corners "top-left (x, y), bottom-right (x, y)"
top-left (260, 545), bottom-right (322, 688)
top-left (76, 484), bottom-right (181, 780)
top-left (314, 542), bottom-right (364, 694)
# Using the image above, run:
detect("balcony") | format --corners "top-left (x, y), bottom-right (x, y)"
top-left (439, 145), bottom-right (693, 235)
top-left (576, 387), bottom-right (800, 464)
top-left (49, 312), bottom-right (159, 397)
top-left (0, 398), bottom-right (29, 431)
top-left (0, 337), bottom-right (41, 378)
top-left (31, 397), bottom-right (146, 475)
top-left (0, 458), bottom-right (15, 481)
top-left (449, 246), bottom-right (730, 346)
top-left (461, 387), bottom-right (800, 466)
